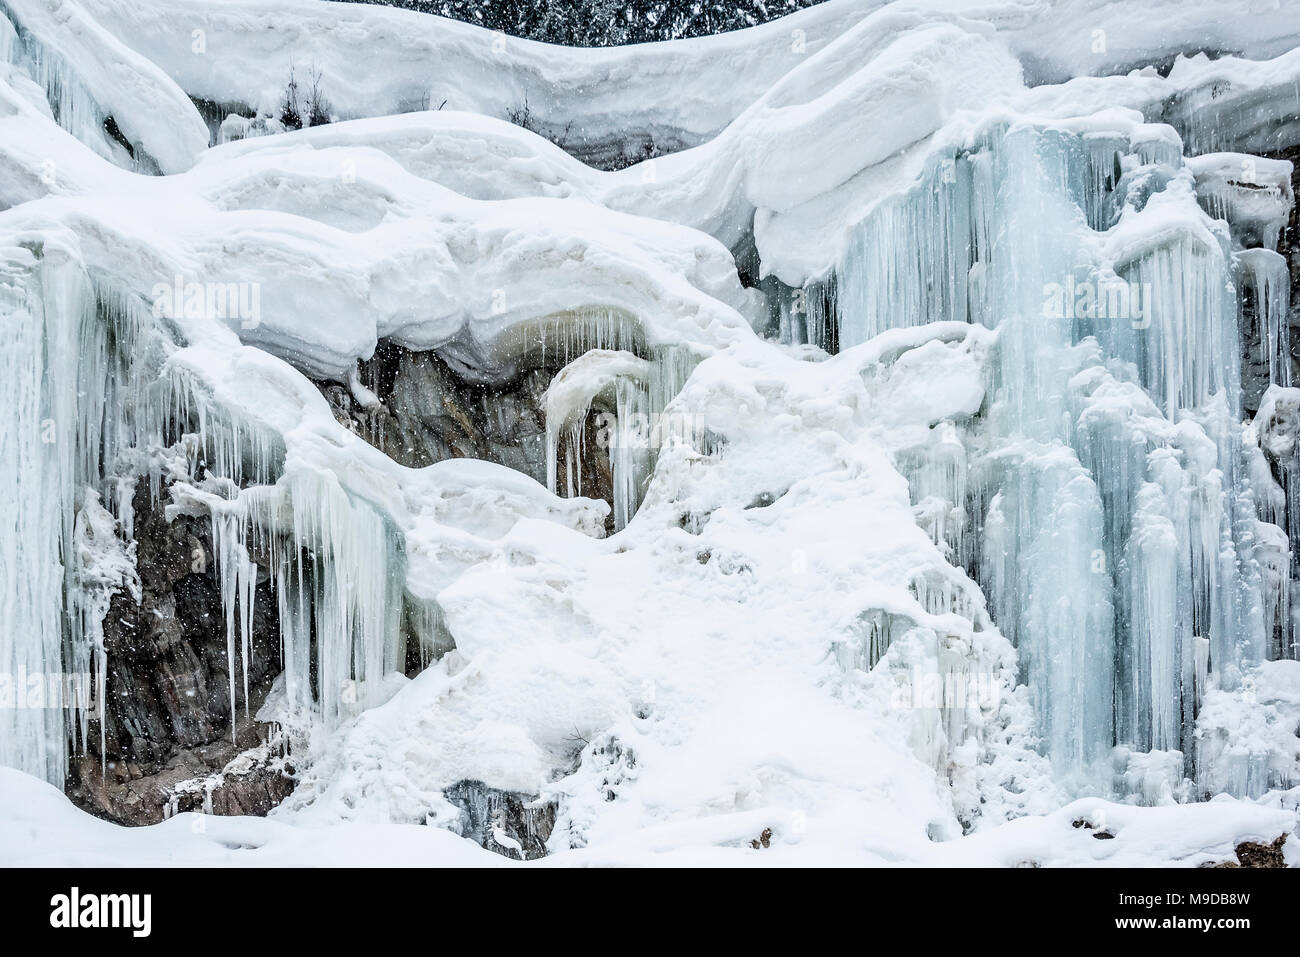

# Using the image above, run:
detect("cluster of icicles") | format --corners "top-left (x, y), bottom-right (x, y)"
top-left (777, 122), bottom-right (1298, 798)
top-left (0, 244), bottom-right (703, 788)
top-left (0, 251), bottom-right (417, 784)
top-left (540, 330), bottom-right (702, 532)
top-left (0, 3), bottom-right (160, 172)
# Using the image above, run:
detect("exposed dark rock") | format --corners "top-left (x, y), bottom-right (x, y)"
top-left (1071, 817), bottom-right (1114, 838)
top-left (745, 490), bottom-right (784, 509)
top-left (190, 95), bottom-right (259, 147)
top-left (64, 477), bottom-right (290, 825)
top-left (443, 779), bottom-right (556, 861)
top-left (365, 342), bottom-right (552, 477)
top-left (1208, 834), bottom-right (1289, 868)
top-left (322, 341), bottom-right (615, 530)
top-left (1261, 141), bottom-right (1300, 413)
top-left (157, 735), bottom-right (296, 819)
top-left (68, 718), bottom-right (293, 825)
top-left (679, 510), bottom-right (711, 534)
top-left (101, 116), bottom-right (135, 160)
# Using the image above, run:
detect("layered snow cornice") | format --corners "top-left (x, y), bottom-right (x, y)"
top-left (8, 0), bottom-right (1300, 291)
top-left (0, 123), bottom-right (760, 382)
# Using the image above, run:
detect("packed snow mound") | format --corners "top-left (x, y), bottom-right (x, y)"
top-left (0, 768), bottom-right (506, 866)
top-left (11, 0), bottom-right (1300, 283)
top-left (71, 0), bottom-right (882, 160)
top-left (185, 32), bottom-right (1300, 290)
top-left (3, 765), bottom-right (1295, 866)
top-left (279, 325), bottom-right (1046, 844)
top-left (2, 0), bottom-right (1300, 867)
top-left (191, 9), bottom-right (1025, 274)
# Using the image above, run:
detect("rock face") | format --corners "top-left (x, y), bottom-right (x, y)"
top-left (363, 342), bottom-right (554, 477)
top-left (153, 739), bottom-right (296, 819)
top-left (1209, 834), bottom-right (1289, 867)
top-left (443, 779), bottom-right (556, 861)
top-left (1279, 144), bottom-right (1300, 396)
top-left (324, 342), bottom-right (616, 529)
top-left (64, 478), bottom-right (290, 825)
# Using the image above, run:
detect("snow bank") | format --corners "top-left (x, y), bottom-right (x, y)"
top-left (3, 765), bottom-right (1293, 866)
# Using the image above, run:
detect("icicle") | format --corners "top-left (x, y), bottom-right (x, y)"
top-left (0, 244), bottom-right (331, 780)
top-left (831, 609), bottom-right (910, 673)
top-left (1091, 238), bottom-right (1237, 420)
top-left (823, 122), bottom-right (1274, 793)
top-left (1037, 131), bottom-right (1129, 232)
top-left (1237, 247), bottom-right (1291, 388)
top-left (1120, 482), bottom-right (1186, 753)
top-left (952, 126), bottom-right (1133, 785)
top-left (187, 467), bottom-right (408, 734)
top-left (1253, 520), bottom-right (1291, 660)
top-left (0, 248), bottom-right (130, 784)
top-left (766, 277), bottom-right (837, 351)
top-left (544, 345), bottom-right (699, 531)
top-left (610, 376), bottom-right (649, 530)
top-left (281, 470), bottom-right (405, 728)
top-left (836, 150), bottom-right (983, 349)
top-left (210, 510), bottom-right (255, 740)
top-left (1251, 385), bottom-right (1300, 660)
top-left (1189, 153), bottom-right (1294, 250)
top-left (909, 568), bottom-right (981, 624)
top-left (898, 422), bottom-right (968, 558)
top-left (980, 452), bottom-right (1116, 783)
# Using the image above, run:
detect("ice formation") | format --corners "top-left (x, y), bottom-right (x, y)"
top-left (2, 0), bottom-right (1300, 866)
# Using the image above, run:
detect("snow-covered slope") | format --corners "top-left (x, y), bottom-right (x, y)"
top-left (2, 0), bottom-right (1300, 867)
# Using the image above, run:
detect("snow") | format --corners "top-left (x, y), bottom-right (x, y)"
top-left (1196, 660), bottom-right (1300, 799)
top-left (1, 0), bottom-right (208, 172)
top-left (71, 0), bottom-right (882, 160)
top-left (0, 138), bottom-right (757, 382)
top-left (0, 767), bottom-right (505, 866)
top-left (1, 0), bottom-right (1300, 867)
top-left (61, 0), bottom-right (1300, 152)
top-left (3, 764), bottom-right (1294, 866)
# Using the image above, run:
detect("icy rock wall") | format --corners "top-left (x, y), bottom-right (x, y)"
top-left (0, 247), bottom-right (412, 788)
top-left (7, 0), bottom-right (1300, 846)
top-left (0, 250), bottom-right (89, 786)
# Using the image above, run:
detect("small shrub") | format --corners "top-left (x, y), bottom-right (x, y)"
top-left (280, 63), bottom-right (332, 131)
